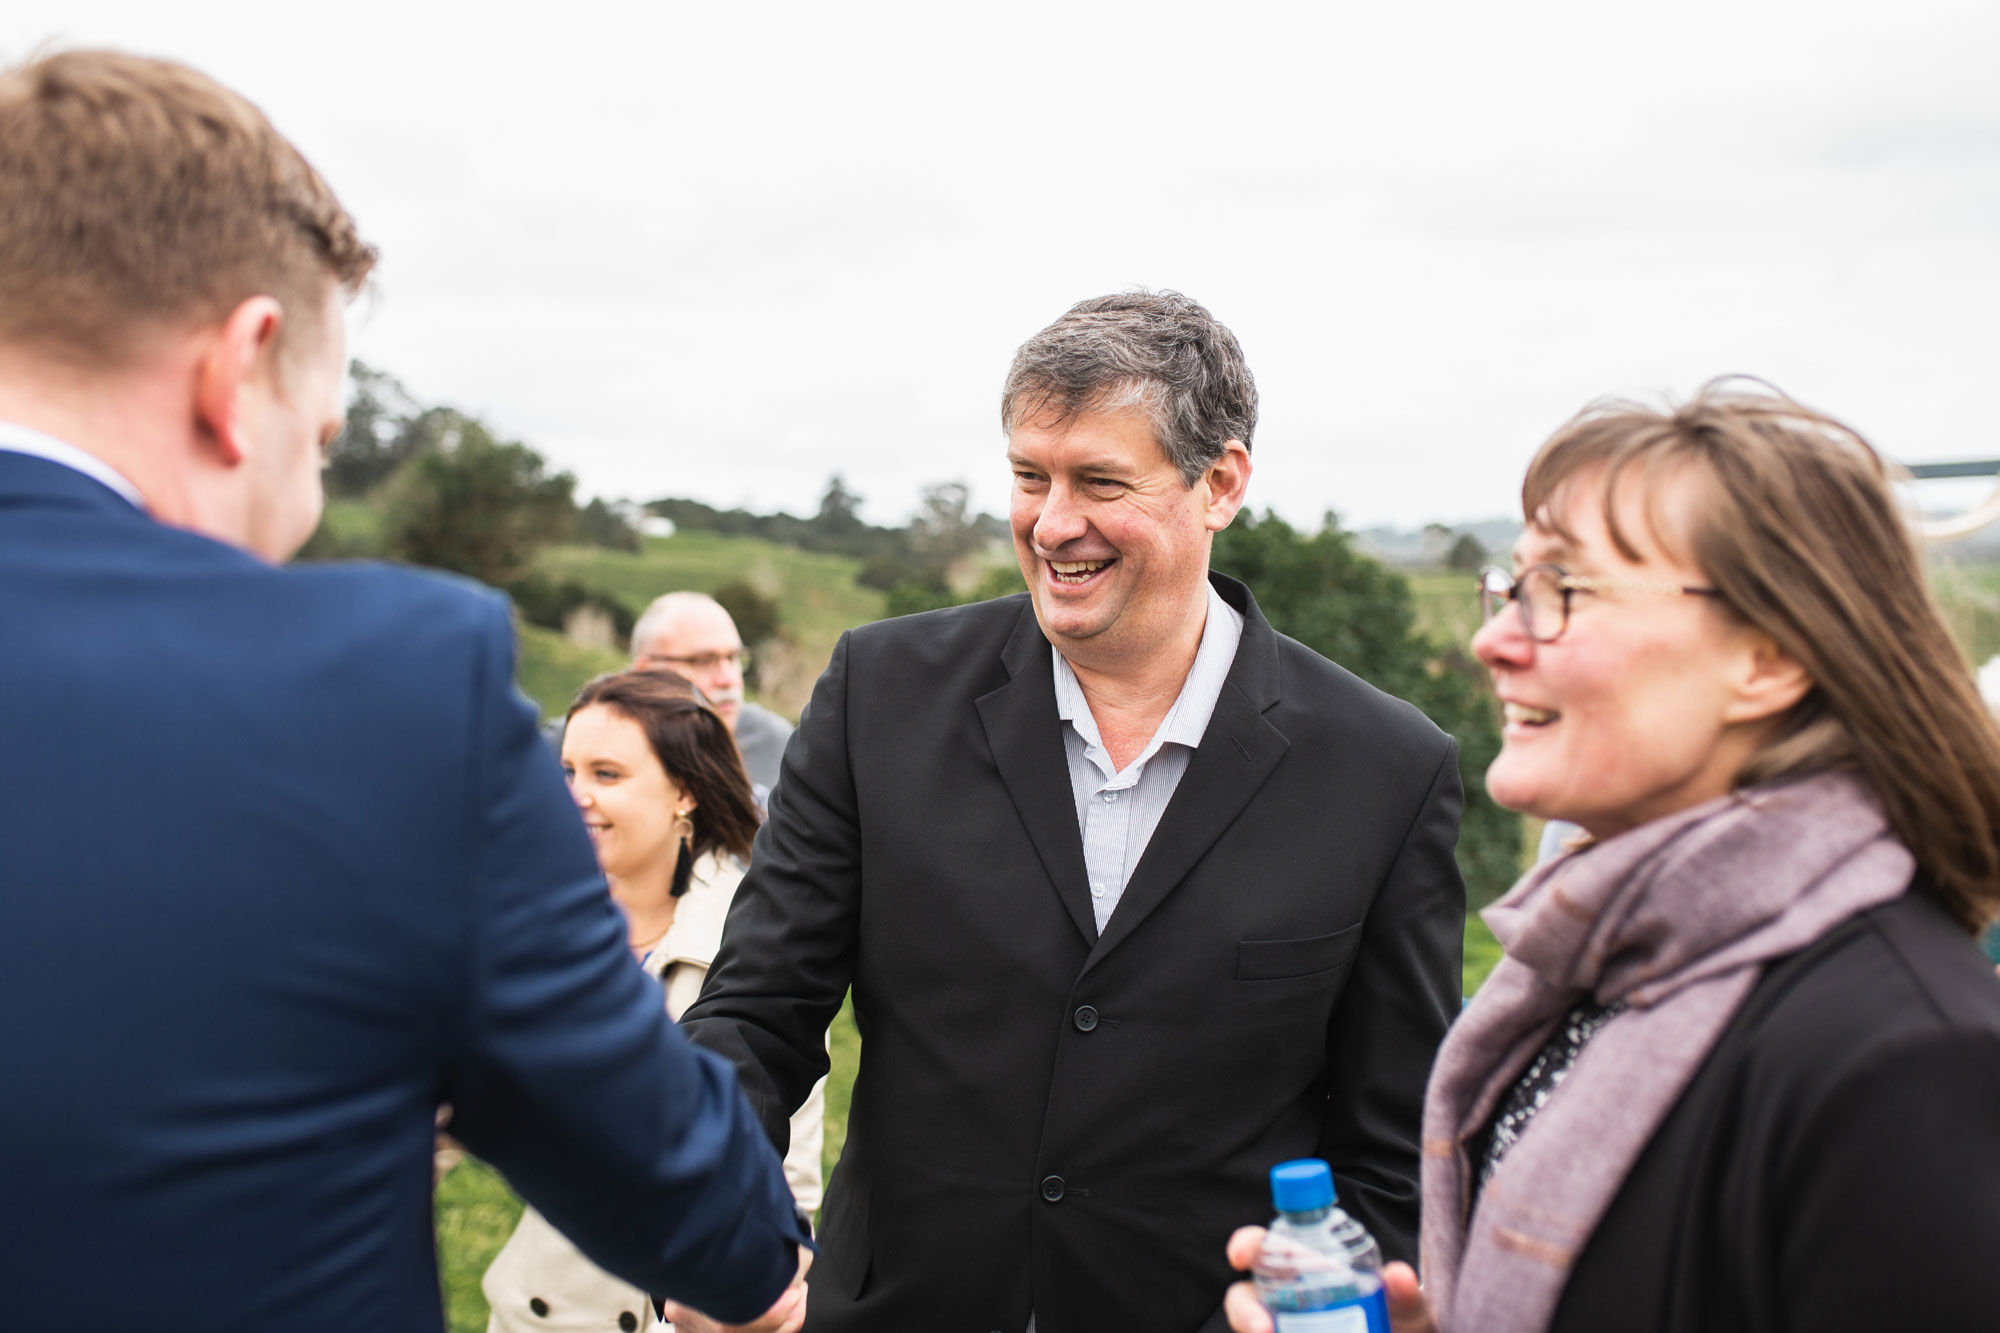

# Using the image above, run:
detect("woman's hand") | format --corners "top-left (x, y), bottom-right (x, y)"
top-left (1221, 1228), bottom-right (1441, 1333)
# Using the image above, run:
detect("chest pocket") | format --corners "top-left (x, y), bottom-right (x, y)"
top-left (1235, 922), bottom-right (1361, 981)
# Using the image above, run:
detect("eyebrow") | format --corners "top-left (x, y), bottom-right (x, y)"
top-left (1006, 451), bottom-right (1134, 477)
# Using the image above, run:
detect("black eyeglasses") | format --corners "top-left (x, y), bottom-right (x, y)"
top-left (1477, 564), bottom-right (1720, 644)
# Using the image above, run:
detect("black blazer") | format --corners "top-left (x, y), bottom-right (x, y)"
top-left (682, 573), bottom-right (1466, 1333)
top-left (1552, 885), bottom-right (2000, 1332)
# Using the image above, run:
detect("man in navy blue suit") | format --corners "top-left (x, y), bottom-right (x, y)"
top-left (0, 50), bottom-right (810, 1332)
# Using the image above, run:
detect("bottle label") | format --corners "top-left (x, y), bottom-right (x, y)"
top-left (1274, 1308), bottom-right (1365, 1333)
top-left (1273, 1288), bottom-right (1389, 1333)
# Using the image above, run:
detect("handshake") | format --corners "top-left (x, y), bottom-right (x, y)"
top-left (661, 1247), bottom-right (812, 1333)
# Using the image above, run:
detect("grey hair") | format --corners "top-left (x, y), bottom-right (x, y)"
top-left (630, 590), bottom-right (730, 659)
top-left (1000, 289), bottom-right (1258, 485)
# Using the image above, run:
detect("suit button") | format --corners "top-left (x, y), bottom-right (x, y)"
top-left (619, 1315), bottom-right (639, 1332)
top-left (1040, 1174), bottom-right (1065, 1202)
top-left (528, 1297), bottom-right (549, 1316)
top-left (1073, 1004), bottom-right (1098, 1031)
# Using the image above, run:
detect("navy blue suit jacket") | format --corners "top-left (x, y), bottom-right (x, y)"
top-left (0, 451), bottom-right (807, 1330)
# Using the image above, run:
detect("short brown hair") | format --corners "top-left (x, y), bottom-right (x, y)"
top-left (1523, 381), bottom-right (2000, 932)
top-left (0, 50), bottom-right (377, 365)
top-left (568, 669), bottom-right (762, 880)
top-left (1002, 290), bottom-right (1258, 486)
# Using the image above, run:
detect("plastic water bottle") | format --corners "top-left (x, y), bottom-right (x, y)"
top-left (1253, 1158), bottom-right (1390, 1333)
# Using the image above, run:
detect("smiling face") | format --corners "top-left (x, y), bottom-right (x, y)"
top-left (561, 703), bottom-right (693, 888)
top-left (1472, 466), bottom-right (1804, 839)
top-left (1007, 407), bottom-right (1249, 675)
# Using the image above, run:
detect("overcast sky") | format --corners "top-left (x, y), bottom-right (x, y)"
top-left (9, 1), bottom-right (1999, 529)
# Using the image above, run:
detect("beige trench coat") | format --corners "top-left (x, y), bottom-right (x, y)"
top-left (481, 853), bottom-right (827, 1332)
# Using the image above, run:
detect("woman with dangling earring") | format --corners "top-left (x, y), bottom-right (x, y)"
top-left (482, 668), bottom-right (825, 1333)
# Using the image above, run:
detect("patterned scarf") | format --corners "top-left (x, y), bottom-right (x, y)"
top-left (1419, 772), bottom-right (1914, 1333)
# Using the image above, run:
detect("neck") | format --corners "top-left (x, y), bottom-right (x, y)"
top-left (607, 858), bottom-right (681, 954)
top-left (0, 347), bottom-right (229, 536)
top-left (1064, 582), bottom-right (1211, 772)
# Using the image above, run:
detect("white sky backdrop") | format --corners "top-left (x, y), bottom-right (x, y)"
top-left (8, 1), bottom-right (1999, 529)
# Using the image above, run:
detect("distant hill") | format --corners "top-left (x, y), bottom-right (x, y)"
top-left (1354, 518), bottom-right (1521, 567)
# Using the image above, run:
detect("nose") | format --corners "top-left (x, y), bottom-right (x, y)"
top-left (1472, 600), bottom-right (1535, 672)
top-left (1032, 481), bottom-right (1088, 554)
top-left (711, 655), bottom-right (743, 694)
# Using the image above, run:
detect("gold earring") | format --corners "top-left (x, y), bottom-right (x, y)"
top-left (673, 811), bottom-right (694, 843)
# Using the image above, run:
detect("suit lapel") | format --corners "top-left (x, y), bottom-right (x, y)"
top-left (975, 601), bottom-right (1098, 944)
top-left (1083, 575), bottom-right (1291, 969)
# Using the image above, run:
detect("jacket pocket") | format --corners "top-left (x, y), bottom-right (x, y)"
top-left (1235, 923), bottom-right (1362, 982)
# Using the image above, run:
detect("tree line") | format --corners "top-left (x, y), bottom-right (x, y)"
top-left (306, 363), bottom-right (1517, 905)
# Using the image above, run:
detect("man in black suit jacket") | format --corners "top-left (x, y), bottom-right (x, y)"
top-left (682, 291), bottom-right (1466, 1332)
top-left (0, 50), bottom-right (807, 1332)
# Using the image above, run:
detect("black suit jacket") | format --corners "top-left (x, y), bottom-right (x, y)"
top-left (1551, 885), bottom-right (2000, 1333)
top-left (682, 573), bottom-right (1466, 1333)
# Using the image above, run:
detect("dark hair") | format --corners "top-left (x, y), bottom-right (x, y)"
top-left (1001, 289), bottom-right (1258, 485)
top-left (1523, 380), bottom-right (2000, 933)
top-left (0, 50), bottom-right (376, 368)
top-left (567, 669), bottom-right (761, 892)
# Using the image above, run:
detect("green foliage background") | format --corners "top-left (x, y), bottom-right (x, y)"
top-left (1212, 511), bottom-right (1516, 908)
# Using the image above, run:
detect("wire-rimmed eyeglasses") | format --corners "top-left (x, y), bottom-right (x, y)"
top-left (639, 647), bottom-right (751, 673)
top-left (1477, 564), bottom-right (1720, 644)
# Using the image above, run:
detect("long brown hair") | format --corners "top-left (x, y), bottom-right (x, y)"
top-left (568, 669), bottom-right (760, 889)
top-left (1520, 381), bottom-right (2000, 932)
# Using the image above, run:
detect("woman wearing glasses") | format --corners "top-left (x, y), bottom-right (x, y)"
top-left (1226, 384), bottom-right (2000, 1332)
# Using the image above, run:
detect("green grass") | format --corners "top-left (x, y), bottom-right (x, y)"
top-left (823, 997), bottom-right (859, 1186)
top-left (1406, 568), bottom-right (1484, 650)
top-left (435, 1159), bottom-right (522, 1333)
top-left (514, 623), bottom-right (627, 720)
top-left (1930, 560), bottom-right (2000, 670)
top-left (536, 533), bottom-right (885, 719)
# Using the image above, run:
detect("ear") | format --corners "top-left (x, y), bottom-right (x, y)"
top-left (192, 296), bottom-right (285, 467)
top-left (1200, 439), bottom-right (1253, 533)
top-left (1722, 631), bottom-right (1814, 726)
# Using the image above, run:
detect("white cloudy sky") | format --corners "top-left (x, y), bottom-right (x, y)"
top-left (8, 0), bottom-right (1999, 529)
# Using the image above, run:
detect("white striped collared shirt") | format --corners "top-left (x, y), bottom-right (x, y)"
top-left (1051, 580), bottom-right (1245, 934)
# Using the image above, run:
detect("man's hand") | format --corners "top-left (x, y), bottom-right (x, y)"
top-left (660, 1246), bottom-right (811, 1333)
top-left (1222, 1227), bottom-right (1440, 1333)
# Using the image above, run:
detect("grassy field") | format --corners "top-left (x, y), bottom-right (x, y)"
top-left (1406, 567), bottom-right (1484, 650)
top-left (536, 533), bottom-right (885, 719)
top-left (514, 624), bottom-right (625, 720)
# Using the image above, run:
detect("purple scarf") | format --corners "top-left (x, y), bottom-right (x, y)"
top-left (1419, 773), bottom-right (1914, 1333)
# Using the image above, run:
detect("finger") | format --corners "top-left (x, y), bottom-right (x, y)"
top-left (1223, 1279), bottom-right (1275, 1333)
top-left (1225, 1225), bottom-right (1268, 1272)
top-left (1382, 1261), bottom-right (1440, 1333)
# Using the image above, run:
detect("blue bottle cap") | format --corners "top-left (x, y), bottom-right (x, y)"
top-left (1270, 1158), bottom-right (1336, 1214)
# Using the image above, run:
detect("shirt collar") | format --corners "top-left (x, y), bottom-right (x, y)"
top-left (1052, 580), bottom-right (1245, 766)
top-left (0, 421), bottom-right (146, 511)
